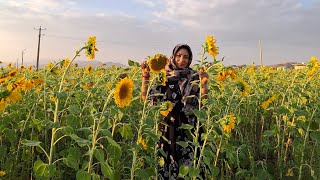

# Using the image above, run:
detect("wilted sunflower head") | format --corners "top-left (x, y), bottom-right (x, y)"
top-left (85, 36), bottom-right (98, 60)
top-left (113, 77), bottom-right (135, 107)
top-left (148, 54), bottom-right (169, 73)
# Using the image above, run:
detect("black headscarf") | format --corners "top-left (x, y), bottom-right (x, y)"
top-left (165, 44), bottom-right (199, 112)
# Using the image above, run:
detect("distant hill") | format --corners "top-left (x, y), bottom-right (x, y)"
top-left (0, 59), bottom-right (127, 69)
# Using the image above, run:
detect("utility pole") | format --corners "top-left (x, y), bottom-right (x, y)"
top-left (259, 40), bottom-right (263, 66)
top-left (34, 26), bottom-right (46, 70)
top-left (22, 48), bottom-right (27, 66)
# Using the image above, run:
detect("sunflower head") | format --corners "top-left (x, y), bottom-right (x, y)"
top-left (223, 114), bottom-right (236, 133)
top-left (160, 101), bottom-right (173, 116)
top-left (237, 79), bottom-right (249, 96)
top-left (85, 36), bottom-right (98, 60)
top-left (148, 54), bottom-right (169, 73)
top-left (114, 77), bottom-right (135, 107)
top-left (205, 35), bottom-right (219, 58)
top-left (216, 71), bottom-right (227, 81)
top-left (85, 64), bottom-right (93, 74)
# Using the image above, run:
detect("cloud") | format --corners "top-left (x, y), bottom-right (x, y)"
top-left (0, 0), bottom-right (319, 67)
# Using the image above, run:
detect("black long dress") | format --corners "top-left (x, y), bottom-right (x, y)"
top-left (149, 75), bottom-right (204, 179)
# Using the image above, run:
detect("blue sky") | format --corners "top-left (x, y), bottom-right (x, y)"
top-left (0, 0), bottom-right (319, 66)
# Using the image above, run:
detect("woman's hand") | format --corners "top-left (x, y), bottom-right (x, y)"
top-left (199, 67), bottom-right (209, 84)
top-left (141, 61), bottom-right (150, 77)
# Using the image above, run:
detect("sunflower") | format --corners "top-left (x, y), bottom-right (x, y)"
top-left (227, 69), bottom-right (236, 79)
top-left (9, 69), bottom-right (18, 77)
top-left (160, 101), bottom-right (173, 116)
top-left (85, 64), bottom-right (93, 74)
top-left (216, 71), bottom-right (227, 81)
top-left (148, 54), bottom-right (169, 73)
top-left (46, 63), bottom-right (54, 70)
top-left (113, 77), bottom-right (134, 107)
top-left (237, 79), bottom-right (249, 96)
top-left (261, 95), bottom-right (277, 109)
top-left (206, 35), bottom-right (219, 58)
top-left (6, 91), bottom-right (22, 103)
top-left (223, 114), bottom-right (236, 133)
top-left (0, 99), bottom-right (7, 112)
top-left (85, 36), bottom-right (98, 60)
top-left (7, 63), bottom-right (12, 69)
top-left (62, 58), bottom-right (71, 68)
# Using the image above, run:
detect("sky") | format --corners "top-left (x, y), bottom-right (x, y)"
top-left (0, 0), bottom-right (319, 67)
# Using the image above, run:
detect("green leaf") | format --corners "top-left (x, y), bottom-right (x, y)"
top-left (189, 167), bottom-right (200, 177)
top-left (70, 134), bottom-right (91, 147)
top-left (128, 59), bottom-right (140, 67)
top-left (92, 174), bottom-right (101, 180)
top-left (178, 165), bottom-right (189, 178)
top-left (68, 104), bottom-right (81, 114)
top-left (106, 136), bottom-right (120, 149)
top-left (101, 161), bottom-right (114, 179)
top-left (94, 149), bottom-right (105, 162)
top-left (21, 139), bottom-right (41, 146)
top-left (63, 147), bottom-right (80, 170)
top-left (179, 124), bottom-right (194, 130)
top-left (176, 141), bottom-right (189, 148)
top-left (76, 170), bottom-right (91, 180)
top-left (119, 124), bottom-right (133, 139)
top-left (33, 159), bottom-right (49, 178)
top-left (194, 110), bottom-right (206, 120)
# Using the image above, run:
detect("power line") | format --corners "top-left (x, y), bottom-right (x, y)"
top-left (34, 26), bottom-right (46, 71)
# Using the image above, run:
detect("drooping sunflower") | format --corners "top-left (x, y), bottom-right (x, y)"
top-left (113, 77), bottom-right (134, 107)
top-left (206, 35), bottom-right (219, 58)
top-left (85, 36), bottom-right (98, 60)
top-left (160, 101), bottom-right (173, 116)
top-left (148, 54), bottom-right (169, 73)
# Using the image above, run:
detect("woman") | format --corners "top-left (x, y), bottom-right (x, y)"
top-left (141, 44), bottom-right (208, 179)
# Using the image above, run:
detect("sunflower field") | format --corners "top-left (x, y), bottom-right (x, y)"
top-left (0, 36), bottom-right (319, 180)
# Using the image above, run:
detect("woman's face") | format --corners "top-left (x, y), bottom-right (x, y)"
top-left (174, 48), bottom-right (190, 69)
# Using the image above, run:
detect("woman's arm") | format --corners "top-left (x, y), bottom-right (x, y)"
top-left (199, 68), bottom-right (209, 99)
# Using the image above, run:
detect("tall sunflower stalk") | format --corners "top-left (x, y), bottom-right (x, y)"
top-left (192, 35), bottom-right (219, 178)
top-left (131, 54), bottom-right (168, 179)
top-left (49, 36), bottom-right (98, 165)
